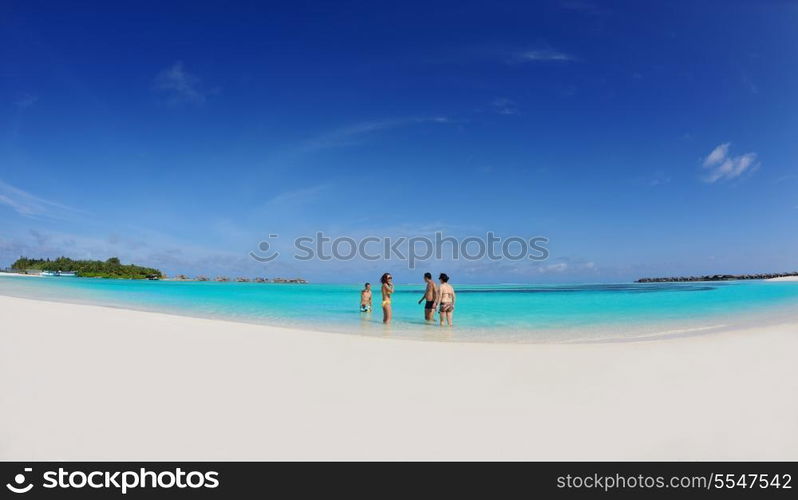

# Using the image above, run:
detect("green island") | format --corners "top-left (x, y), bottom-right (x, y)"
top-left (11, 257), bottom-right (163, 279)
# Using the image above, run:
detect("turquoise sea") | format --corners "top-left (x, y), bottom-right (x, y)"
top-left (2, 275), bottom-right (797, 342)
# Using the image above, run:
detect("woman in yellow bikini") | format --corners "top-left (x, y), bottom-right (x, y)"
top-left (380, 273), bottom-right (393, 324)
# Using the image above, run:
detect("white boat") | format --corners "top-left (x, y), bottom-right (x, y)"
top-left (40, 271), bottom-right (78, 277)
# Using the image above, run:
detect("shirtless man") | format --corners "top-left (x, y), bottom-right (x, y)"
top-left (417, 272), bottom-right (437, 321)
top-left (434, 273), bottom-right (456, 326)
top-left (360, 282), bottom-right (372, 312)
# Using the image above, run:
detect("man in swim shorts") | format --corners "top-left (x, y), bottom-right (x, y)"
top-left (360, 282), bottom-right (372, 312)
top-left (417, 272), bottom-right (437, 321)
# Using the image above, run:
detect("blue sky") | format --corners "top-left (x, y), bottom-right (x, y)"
top-left (1, 0), bottom-right (797, 283)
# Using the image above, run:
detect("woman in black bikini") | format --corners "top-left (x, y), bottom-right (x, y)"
top-left (435, 273), bottom-right (455, 326)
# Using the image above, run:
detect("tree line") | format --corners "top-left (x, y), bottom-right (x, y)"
top-left (11, 256), bottom-right (163, 279)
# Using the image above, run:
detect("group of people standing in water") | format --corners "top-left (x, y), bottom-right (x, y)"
top-left (360, 272), bottom-right (456, 326)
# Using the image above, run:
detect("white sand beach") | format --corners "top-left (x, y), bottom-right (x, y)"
top-left (1, 294), bottom-right (796, 461)
top-left (766, 276), bottom-right (798, 282)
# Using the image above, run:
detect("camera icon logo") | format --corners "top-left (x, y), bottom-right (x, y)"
top-left (5, 468), bottom-right (34, 494)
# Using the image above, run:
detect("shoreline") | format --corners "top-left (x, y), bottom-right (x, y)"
top-left (1, 288), bottom-right (797, 345)
top-left (1, 294), bottom-right (797, 460)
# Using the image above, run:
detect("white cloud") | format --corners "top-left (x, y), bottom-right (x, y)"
top-left (701, 143), bottom-right (759, 183)
top-left (0, 226), bottom-right (265, 279)
top-left (15, 93), bottom-right (38, 109)
top-left (491, 98), bottom-right (519, 115)
top-left (266, 184), bottom-right (331, 208)
top-left (304, 116), bottom-right (452, 150)
top-left (153, 62), bottom-right (208, 105)
top-left (0, 179), bottom-right (80, 218)
top-left (433, 45), bottom-right (578, 67)
top-left (514, 49), bottom-right (576, 62)
top-left (648, 170), bottom-right (671, 187)
top-left (703, 143), bottom-right (730, 167)
top-left (540, 262), bottom-right (568, 272)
